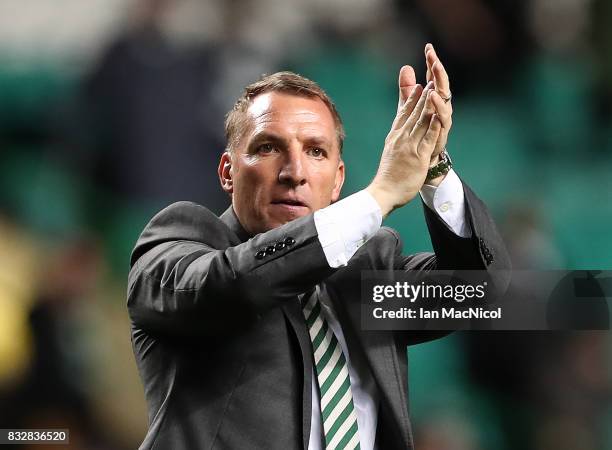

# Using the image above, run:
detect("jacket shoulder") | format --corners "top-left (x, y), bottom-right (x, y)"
top-left (130, 201), bottom-right (233, 267)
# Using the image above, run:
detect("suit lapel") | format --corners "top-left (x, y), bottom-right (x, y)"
top-left (327, 288), bottom-right (413, 449)
top-left (220, 206), bottom-right (251, 243)
top-left (282, 299), bottom-right (314, 450)
top-left (220, 206), bottom-right (313, 450)
top-left (359, 332), bottom-right (412, 448)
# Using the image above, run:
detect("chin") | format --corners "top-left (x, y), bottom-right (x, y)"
top-left (262, 214), bottom-right (301, 232)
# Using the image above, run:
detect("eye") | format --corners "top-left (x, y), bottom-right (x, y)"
top-left (308, 147), bottom-right (326, 158)
top-left (257, 143), bottom-right (278, 154)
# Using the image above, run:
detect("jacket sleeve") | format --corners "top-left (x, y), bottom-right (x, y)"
top-left (394, 181), bottom-right (512, 346)
top-left (398, 182), bottom-right (511, 274)
top-left (127, 202), bottom-right (334, 337)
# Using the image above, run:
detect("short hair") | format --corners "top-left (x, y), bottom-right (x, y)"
top-left (224, 71), bottom-right (345, 154)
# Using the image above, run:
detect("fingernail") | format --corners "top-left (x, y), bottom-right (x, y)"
top-left (426, 81), bottom-right (434, 89)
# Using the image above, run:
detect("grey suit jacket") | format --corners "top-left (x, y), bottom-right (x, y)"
top-left (127, 184), bottom-right (510, 450)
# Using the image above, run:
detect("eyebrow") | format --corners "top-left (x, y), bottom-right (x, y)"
top-left (249, 132), bottom-right (287, 146)
top-left (303, 136), bottom-right (332, 147)
top-left (249, 132), bottom-right (332, 148)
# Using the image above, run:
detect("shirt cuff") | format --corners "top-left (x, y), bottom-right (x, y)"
top-left (419, 169), bottom-right (471, 238)
top-left (314, 190), bottom-right (383, 268)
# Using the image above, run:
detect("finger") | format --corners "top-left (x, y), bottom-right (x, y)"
top-left (419, 114), bottom-right (442, 159)
top-left (429, 91), bottom-right (452, 158)
top-left (408, 89), bottom-right (437, 142)
top-left (426, 47), bottom-right (451, 99)
top-left (425, 43), bottom-right (434, 83)
top-left (397, 65), bottom-right (417, 110)
top-left (393, 83), bottom-right (423, 129)
top-left (401, 81), bottom-right (434, 130)
top-left (431, 126), bottom-right (449, 159)
top-left (430, 91), bottom-right (452, 130)
top-left (432, 60), bottom-right (451, 100)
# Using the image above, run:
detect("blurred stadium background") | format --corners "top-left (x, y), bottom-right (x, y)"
top-left (0, 0), bottom-right (611, 448)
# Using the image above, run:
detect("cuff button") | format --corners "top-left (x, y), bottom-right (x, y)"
top-left (255, 250), bottom-right (266, 260)
top-left (284, 237), bottom-right (296, 246)
top-left (266, 245), bottom-right (276, 255)
top-left (275, 242), bottom-right (286, 251)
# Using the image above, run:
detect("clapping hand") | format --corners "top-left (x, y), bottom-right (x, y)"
top-left (367, 43), bottom-right (454, 217)
top-left (398, 43), bottom-right (453, 166)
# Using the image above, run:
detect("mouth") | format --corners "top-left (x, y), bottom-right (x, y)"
top-left (271, 199), bottom-right (308, 207)
top-left (270, 198), bottom-right (309, 214)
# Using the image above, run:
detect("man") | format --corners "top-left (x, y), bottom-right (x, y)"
top-left (127, 44), bottom-right (510, 449)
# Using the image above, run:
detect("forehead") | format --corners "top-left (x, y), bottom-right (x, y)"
top-left (245, 92), bottom-right (338, 144)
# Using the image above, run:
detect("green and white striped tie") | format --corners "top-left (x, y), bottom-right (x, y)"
top-left (302, 292), bottom-right (361, 450)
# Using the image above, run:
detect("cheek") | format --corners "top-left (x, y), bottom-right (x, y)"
top-left (235, 165), bottom-right (272, 205)
top-left (311, 167), bottom-right (341, 205)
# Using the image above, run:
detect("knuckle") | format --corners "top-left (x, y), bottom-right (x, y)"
top-left (401, 104), bottom-right (413, 117)
top-left (385, 132), bottom-right (398, 145)
top-left (421, 134), bottom-right (433, 145)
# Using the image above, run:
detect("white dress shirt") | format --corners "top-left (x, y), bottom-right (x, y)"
top-left (308, 169), bottom-right (467, 449)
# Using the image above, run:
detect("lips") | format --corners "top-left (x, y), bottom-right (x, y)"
top-left (270, 198), bottom-right (310, 218)
top-left (271, 198), bottom-right (308, 208)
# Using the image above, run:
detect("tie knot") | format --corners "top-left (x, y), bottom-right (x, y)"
top-left (300, 288), bottom-right (317, 310)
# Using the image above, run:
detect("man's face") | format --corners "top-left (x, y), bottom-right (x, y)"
top-left (218, 92), bottom-right (345, 236)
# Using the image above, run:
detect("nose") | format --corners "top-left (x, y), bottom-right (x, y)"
top-left (278, 147), bottom-right (307, 187)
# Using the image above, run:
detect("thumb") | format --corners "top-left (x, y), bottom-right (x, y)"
top-left (398, 65), bottom-right (417, 110)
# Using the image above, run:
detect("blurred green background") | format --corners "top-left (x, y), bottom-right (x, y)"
top-left (1, 0), bottom-right (611, 449)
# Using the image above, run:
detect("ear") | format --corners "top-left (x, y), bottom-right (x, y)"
top-left (331, 159), bottom-right (345, 203)
top-left (218, 151), bottom-right (233, 194)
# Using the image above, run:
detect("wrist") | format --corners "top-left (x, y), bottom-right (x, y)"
top-left (425, 149), bottom-right (452, 187)
top-left (365, 184), bottom-right (394, 218)
top-left (424, 163), bottom-right (446, 186)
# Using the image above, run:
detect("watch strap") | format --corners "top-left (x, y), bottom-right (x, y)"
top-left (426, 149), bottom-right (452, 180)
